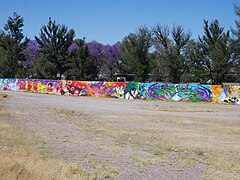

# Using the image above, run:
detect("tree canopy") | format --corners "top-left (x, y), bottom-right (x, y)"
top-left (152, 24), bottom-right (192, 83)
top-left (120, 27), bottom-right (152, 82)
top-left (35, 18), bottom-right (75, 79)
top-left (199, 20), bottom-right (233, 84)
top-left (1, 5), bottom-right (240, 84)
top-left (0, 12), bottom-right (29, 78)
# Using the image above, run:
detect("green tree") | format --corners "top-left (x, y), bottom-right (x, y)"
top-left (67, 39), bottom-right (90, 80)
top-left (35, 18), bottom-right (75, 79)
top-left (33, 58), bottom-right (57, 79)
top-left (231, 4), bottom-right (240, 82)
top-left (184, 39), bottom-right (207, 83)
top-left (199, 20), bottom-right (233, 84)
top-left (0, 46), bottom-right (8, 77)
top-left (152, 25), bottom-right (191, 83)
top-left (120, 27), bottom-right (152, 82)
top-left (0, 12), bottom-right (29, 78)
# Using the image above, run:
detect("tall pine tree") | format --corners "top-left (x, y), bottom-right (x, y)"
top-left (67, 38), bottom-right (90, 80)
top-left (35, 18), bottom-right (75, 79)
top-left (120, 27), bottom-right (152, 82)
top-left (231, 4), bottom-right (240, 81)
top-left (152, 24), bottom-right (191, 83)
top-left (0, 12), bottom-right (29, 78)
top-left (199, 20), bottom-right (233, 84)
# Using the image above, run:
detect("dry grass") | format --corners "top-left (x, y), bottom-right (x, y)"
top-left (0, 150), bottom-right (88, 180)
top-left (142, 106), bottom-right (224, 112)
top-left (72, 113), bottom-right (240, 179)
top-left (43, 102), bottom-right (240, 179)
top-left (1, 92), bottom-right (240, 179)
top-left (0, 99), bottom-right (92, 180)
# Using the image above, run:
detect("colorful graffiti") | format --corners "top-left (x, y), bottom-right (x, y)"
top-left (0, 78), bottom-right (240, 104)
top-left (147, 83), bottom-right (213, 102)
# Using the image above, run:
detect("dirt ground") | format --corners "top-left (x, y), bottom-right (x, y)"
top-left (1, 91), bottom-right (240, 179)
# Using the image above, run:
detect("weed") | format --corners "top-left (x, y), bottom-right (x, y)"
top-left (0, 94), bottom-right (8, 99)
top-left (103, 169), bottom-right (119, 178)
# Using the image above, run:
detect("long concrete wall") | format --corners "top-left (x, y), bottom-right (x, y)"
top-left (0, 78), bottom-right (240, 104)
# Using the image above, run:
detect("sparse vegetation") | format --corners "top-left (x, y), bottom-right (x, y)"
top-left (1, 91), bottom-right (240, 179)
top-left (72, 113), bottom-right (240, 179)
top-left (0, 93), bottom-right (8, 99)
top-left (142, 106), bottom-right (224, 112)
top-left (0, 104), bottom-right (91, 180)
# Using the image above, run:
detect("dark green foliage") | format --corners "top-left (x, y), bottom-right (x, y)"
top-left (1, 6), bottom-right (240, 84)
top-left (0, 12), bottom-right (29, 78)
top-left (152, 25), bottom-right (192, 83)
top-left (66, 39), bottom-right (90, 80)
top-left (35, 18), bottom-right (75, 79)
top-left (33, 59), bottom-right (57, 79)
top-left (199, 20), bottom-right (233, 84)
top-left (0, 47), bottom-right (8, 77)
top-left (184, 40), bottom-right (207, 83)
top-left (120, 27), bottom-right (152, 82)
top-left (231, 4), bottom-right (240, 82)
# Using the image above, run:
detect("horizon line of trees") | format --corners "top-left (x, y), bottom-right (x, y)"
top-left (1, 4), bottom-right (240, 84)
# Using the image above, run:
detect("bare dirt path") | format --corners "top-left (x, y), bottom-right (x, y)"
top-left (2, 91), bottom-right (240, 179)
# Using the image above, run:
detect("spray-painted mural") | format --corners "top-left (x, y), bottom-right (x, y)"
top-left (0, 78), bottom-right (240, 105)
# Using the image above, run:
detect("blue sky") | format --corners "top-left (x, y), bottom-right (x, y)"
top-left (0, 0), bottom-right (239, 44)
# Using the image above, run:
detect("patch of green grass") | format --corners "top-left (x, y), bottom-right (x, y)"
top-left (138, 169), bottom-right (146, 173)
top-left (193, 148), bottom-right (205, 156)
top-left (0, 94), bottom-right (8, 99)
top-left (106, 159), bottom-right (116, 163)
top-left (78, 153), bottom-right (96, 159)
top-left (89, 161), bottom-right (107, 170)
top-left (63, 139), bottom-right (70, 143)
top-left (149, 144), bottom-right (186, 156)
top-left (130, 155), bottom-right (162, 167)
top-left (143, 106), bottom-right (223, 112)
top-left (103, 169), bottom-right (119, 178)
top-left (96, 145), bottom-right (122, 151)
top-left (176, 154), bottom-right (200, 165)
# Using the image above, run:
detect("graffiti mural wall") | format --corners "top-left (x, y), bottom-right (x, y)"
top-left (0, 78), bottom-right (240, 104)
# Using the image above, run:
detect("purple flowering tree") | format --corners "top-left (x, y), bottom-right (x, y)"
top-left (68, 43), bottom-right (78, 53)
top-left (21, 39), bottom-right (40, 78)
top-left (86, 41), bottom-right (105, 80)
top-left (101, 43), bottom-right (121, 81)
top-left (86, 41), bottom-right (121, 81)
